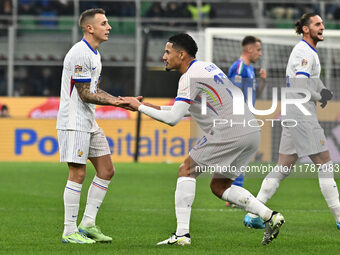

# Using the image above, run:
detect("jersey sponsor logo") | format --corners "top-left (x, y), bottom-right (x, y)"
top-left (75, 65), bottom-right (83, 74)
top-left (301, 59), bottom-right (308, 66)
top-left (234, 75), bottom-right (242, 83)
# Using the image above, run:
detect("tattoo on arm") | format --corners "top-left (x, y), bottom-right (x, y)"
top-left (75, 82), bottom-right (118, 105)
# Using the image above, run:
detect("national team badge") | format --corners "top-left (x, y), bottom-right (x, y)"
top-left (234, 75), bottom-right (242, 83)
top-left (320, 140), bottom-right (325, 146)
top-left (75, 65), bottom-right (83, 74)
top-left (78, 149), bottom-right (83, 157)
top-left (301, 59), bottom-right (308, 66)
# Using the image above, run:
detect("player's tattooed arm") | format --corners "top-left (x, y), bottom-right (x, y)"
top-left (96, 87), bottom-right (115, 98)
top-left (75, 82), bottom-right (123, 106)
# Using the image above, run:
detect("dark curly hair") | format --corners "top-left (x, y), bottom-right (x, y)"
top-left (295, 13), bottom-right (318, 35)
top-left (168, 33), bottom-right (198, 58)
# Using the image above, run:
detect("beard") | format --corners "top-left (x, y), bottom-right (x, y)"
top-left (311, 32), bottom-right (323, 43)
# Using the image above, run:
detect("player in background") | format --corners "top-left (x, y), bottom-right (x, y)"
top-left (243, 13), bottom-right (340, 230)
top-left (226, 36), bottom-right (267, 202)
top-left (121, 33), bottom-right (285, 246)
top-left (56, 8), bottom-right (139, 244)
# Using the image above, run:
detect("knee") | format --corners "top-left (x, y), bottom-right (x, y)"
top-left (69, 169), bottom-right (86, 183)
top-left (178, 163), bottom-right (190, 177)
top-left (210, 179), bottom-right (219, 197)
top-left (210, 178), bottom-right (231, 198)
top-left (104, 165), bottom-right (115, 180)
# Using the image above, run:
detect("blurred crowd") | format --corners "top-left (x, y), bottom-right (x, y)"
top-left (2, 1), bottom-right (340, 97)
top-left (2, 1), bottom-right (340, 29)
top-left (266, 3), bottom-right (340, 20)
top-left (0, 1), bottom-right (216, 26)
top-left (1, 1), bottom-right (340, 22)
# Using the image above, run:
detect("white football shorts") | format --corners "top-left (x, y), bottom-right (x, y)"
top-left (189, 131), bottom-right (260, 180)
top-left (279, 122), bottom-right (328, 157)
top-left (57, 127), bottom-right (111, 164)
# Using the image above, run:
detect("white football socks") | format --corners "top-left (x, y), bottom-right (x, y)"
top-left (256, 165), bottom-right (290, 204)
top-left (318, 161), bottom-right (340, 222)
top-left (175, 177), bottom-right (196, 236)
top-left (80, 175), bottom-right (110, 227)
top-left (221, 185), bottom-right (272, 221)
top-left (63, 180), bottom-right (82, 236)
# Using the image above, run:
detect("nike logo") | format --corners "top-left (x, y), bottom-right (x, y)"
top-left (167, 240), bottom-right (178, 245)
top-left (168, 237), bottom-right (185, 245)
top-left (92, 67), bottom-right (96, 70)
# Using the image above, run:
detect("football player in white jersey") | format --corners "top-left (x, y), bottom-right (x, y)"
top-left (243, 13), bottom-right (340, 230)
top-left (122, 33), bottom-right (285, 246)
top-left (57, 8), bottom-right (138, 244)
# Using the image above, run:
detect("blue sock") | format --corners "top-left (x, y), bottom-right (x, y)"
top-left (233, 174), bottom-right (244, 187)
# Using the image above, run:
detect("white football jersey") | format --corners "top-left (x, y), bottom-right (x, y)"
top-left (176, 60), bottom-right (260, 140)
top-left (286, 39), bottom-right (321, 79)
top-left (57, 38), bottom-right (102, 132)
top-left (285, 39), bottom-right (324, 121)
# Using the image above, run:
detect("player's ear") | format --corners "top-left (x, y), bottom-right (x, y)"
top-left (179, 50), bottom-right (185, 60)
top-left (86, 23), bottom-right (94, 34)
top-left (247, 45), bottom-right (253, 53)
top-left (302, 25), bottom-right (309, 34)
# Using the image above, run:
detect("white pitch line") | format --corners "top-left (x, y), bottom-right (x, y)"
top-left (0, 207), bottom-right (330, 213)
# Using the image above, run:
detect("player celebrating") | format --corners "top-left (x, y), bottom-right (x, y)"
top-left (57, 8), bottom-right (136, 244)
top-left (226, 36), bottom-right (267, 198)
top-left (243, 13), bottom-right (340, 229)
top-left (122, 33), bottom-right (285, 246)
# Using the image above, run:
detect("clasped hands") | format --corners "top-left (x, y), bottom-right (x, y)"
top-left (115, 96), bottom-right (161, 111)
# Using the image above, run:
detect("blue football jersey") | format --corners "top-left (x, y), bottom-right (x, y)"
top-left (228, 58), bottom-right (257, 106)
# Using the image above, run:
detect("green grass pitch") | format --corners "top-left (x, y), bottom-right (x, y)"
top-left (1, 162), bottom-right (340, 254)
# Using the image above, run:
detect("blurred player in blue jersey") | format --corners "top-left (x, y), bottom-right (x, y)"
top-left (226, 36), bottom-right (267, 198)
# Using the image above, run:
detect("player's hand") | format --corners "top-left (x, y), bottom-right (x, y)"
top-left (143, 102), bottom-right (161, 110)
top-left (259, 68), bottom-right (267, 80)
top-left (319, 88), bottom-right (333, 108)
top-left (118, 96), bottom-right (142, 111)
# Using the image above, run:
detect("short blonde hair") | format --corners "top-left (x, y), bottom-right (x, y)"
top-left (79, 8), bottom-right (105, 32)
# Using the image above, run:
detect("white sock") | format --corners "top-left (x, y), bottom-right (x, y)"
top-left (318, 161), bottom-right (340, 222)
top-left (175, 177), bottom-right (196, 236)
top-left (256, 165), bottom-right (290, 204)
top-left (80, 176), bottom-right (110, 227)
top-left (221, 185), bottom-right (272, 221)
top-left (63, 180), bottom-right (82, 236)
top-left (245, 165), bottom-right (289, 218)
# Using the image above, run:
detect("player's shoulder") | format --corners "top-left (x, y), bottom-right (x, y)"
top-left (67, 41), bottom-right (92, 57)
top-left (293, 40), bottom-right (316, 56)
top-left (190, 60), bottom-right (223, 73)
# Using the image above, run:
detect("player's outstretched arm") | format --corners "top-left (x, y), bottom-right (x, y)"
top-left (75, 82), bottom-right (128, 107)
top-left (143, 102), bottom-right (161, 110)
top-left (144, 103), bottom-right (191, 117)
top-left (121, 97), bottom-right (190, 126)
